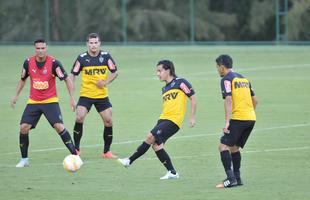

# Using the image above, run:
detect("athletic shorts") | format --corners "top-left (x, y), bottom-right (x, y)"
top-left (77, 96), bottom-right (112, 113)
top-left (220, 119), bottom-right (255, 148)
top-left (20, 103), bottom-right (63, 129)
top-left (150, 119), bottom-right (180, 145)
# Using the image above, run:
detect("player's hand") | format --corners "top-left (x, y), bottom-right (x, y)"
top-left (96, 80), bottom-right (107, 89)
top-left (70, 97), bottom-right (76, 112)
top-left (189, 116), bottom-right (196, 127)
top-left (223, 122), bottom-right (230, 134)
top-left (10, 96), bottom-right (18, 109)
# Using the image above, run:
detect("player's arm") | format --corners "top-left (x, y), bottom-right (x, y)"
top-left (221, 78), bottom-right (232, 134)
top-left (252, 96), bottom-right (257, 109)
top-left (249, 82), bottom-right (257, 109)
top-left (97, 56), bottom-right (118, 88)
top-left (189, 94), bottom-right (197, 127)
top-left (53, 60), bottom-right (76, 111)
top-left (11, 60), bottom-right (29, 108)
top-left (223, 96), bottom-right (232, 134)
top-left (64, 77), bottom-right (76, 111)
top-left (11, 79), bottom-right (26, 109)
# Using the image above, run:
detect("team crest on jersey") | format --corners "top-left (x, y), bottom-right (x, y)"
top-left (99, 56), bottom-right (104, 63)
top-left (43, 68), bottom-right (48, 75)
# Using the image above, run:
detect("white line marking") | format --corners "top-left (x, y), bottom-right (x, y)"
top-left (1, 146), bottom-right (308, 168)
top-left (1, 122), bottom-right (309, 156)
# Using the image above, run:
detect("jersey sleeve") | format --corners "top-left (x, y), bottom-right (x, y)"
top-left (21, 59), bottom-right (29, 81)
top-left (71, 56), bottom-right (83, 76)
top-left (179, 79), bottom-right (195, 97)
top-left (106, 53), bottom-right (117, 73)
top-left (220, 77), bottom-right (232, 99)
top-left (52, 59), bottom-right (68, 81)
top-left (249, 82), bottom-right (255, 96)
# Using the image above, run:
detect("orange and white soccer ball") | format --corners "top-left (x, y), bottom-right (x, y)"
top-left (63, 155), bottom-right (83, 172)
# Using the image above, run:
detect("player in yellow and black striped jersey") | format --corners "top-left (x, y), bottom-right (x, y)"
top-left (118, 60), bottom-right (197, 179)
top-left (70, 33), bottom-right (118, 158)
top-left (215, 55), bottom-right (257, 188)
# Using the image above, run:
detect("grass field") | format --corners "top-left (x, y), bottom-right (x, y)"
top-left (0, 45), bottom-right (309, 200)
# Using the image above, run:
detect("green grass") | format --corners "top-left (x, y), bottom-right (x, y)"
top-left (0, 45), bottom-right (309, 200)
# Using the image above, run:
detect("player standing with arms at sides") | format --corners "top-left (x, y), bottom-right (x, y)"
top-left (11, 39), bottom-right (77, 168)
top-left (118, 60), bottom-right (197, 179)
top-left (70, 33), bottom-right (118, 158)
top-left (215, 55), bottom-right (257, 188)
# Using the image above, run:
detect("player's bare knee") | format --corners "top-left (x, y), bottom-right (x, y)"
top-left (75, 114), bottom-right (85, 123)
top-left (152, 143), bottom-right (163, 151)
top-left (104, 119), bottom-right (113, 127)
top-left (20, 124), bottom-right (30, 134)
top-left (145, 133), bottom-right (155, 144)
top-left (53, 123), bottom-right (65, 134)
top-left (218, 143), bottom-right (229, 152)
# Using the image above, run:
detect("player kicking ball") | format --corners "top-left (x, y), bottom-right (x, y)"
top-left (118, 60), bottom-right (197, 179)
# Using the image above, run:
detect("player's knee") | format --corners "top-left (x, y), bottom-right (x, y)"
top-left (53, 123), bottom-right (65, 134)
top-left (75, 114), bottom-right (85, 123)
top-left (104, 118), bottom-right (113, 126)
top-left (145, 133), bottom-right (155, 144)
top-left (218, 143), bottom-right (229, 152)
top-left (20, 124), bottom-right (31, 134)
top-left (152, 143), bottom-right (163, 151)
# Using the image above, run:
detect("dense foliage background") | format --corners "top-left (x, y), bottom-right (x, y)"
top-left (0, 0), bottom-right (309, 42)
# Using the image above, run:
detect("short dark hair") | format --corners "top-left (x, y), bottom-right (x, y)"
top-left (157, 60), bottom-right (177, 78)
top-left (215, 55), bottom-right (233, 69)
top-left (34, 38), bottom-right (46, 45)
top-left (87, 33), bottom-right (101, 42)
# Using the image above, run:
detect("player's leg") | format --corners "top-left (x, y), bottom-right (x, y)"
top-left (118, 133), bottom-right (153, 167)
top-left (43, 103), bottom-right (76, 155)
top-left (217, 120), bottom-right (240, 188)
top-left (16, 104), bottom-right (41, 168)
top-left (74, 105), bottom-right (88, 153)
top-left (232, 120), bottom-right (255, 186)
top-left (96, 97), bottom-right (115, 158)
top-left (74, 97), bottom-right (92, 153)
top-left (152, 120), bottom-right (179, 179)
top-left (54, 123), bottom-right (77, 155)
top-left (230, 145), bottom-right (242, 185)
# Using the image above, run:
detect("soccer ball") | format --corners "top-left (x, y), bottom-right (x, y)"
top-left (63, 155), bottom-right (83, 172)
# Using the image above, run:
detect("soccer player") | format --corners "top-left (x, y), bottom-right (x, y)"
top-left (11, 39), bottom-right (77, 168)
top-left (70, 33), bottom-right (118, 158)
top-left (118, 60), bottom-right (197, 179)
top-left (215, 55), bottom-right (257, 188)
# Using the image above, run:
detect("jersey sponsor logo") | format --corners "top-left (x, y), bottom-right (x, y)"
top-left (108, 59), bottom-right (116, 70)
top-left (224, 80), bottom-right (231, 93)
top-left (84, 68), bottom-right (106, 75)
top-left (32, 69), bottom-right (37, 74)
top-left (163, 92), bottom-right (178, 101)
top-left (33, 81), bottom-right (49, 90)
top-left (234, 81), bottom-right (249, 89)
top-left (180, 82), bottom-right (191, 94)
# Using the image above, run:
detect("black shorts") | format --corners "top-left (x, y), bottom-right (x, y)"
top-left (77, 96), bottom-right (112, 113)
top-left (150, 119), bottom-right (180, 145)
top-left (20, 103), bottom-right (63, 129)
top-left (220, 120), bottom-right (255, 148)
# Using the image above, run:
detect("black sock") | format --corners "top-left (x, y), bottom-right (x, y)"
top-left (19, 133), bottom-right (29, 158)
top-left (231, 151), bottom-right (241, 178)
top-left (60, 129), bottom-right (76, 155)
top-left (155, 149), bottom-right (176, 174)
top-left (73, 122), bottom-right (83, 150)
top-left (220, 150), bottom-right (235, 179)
top-left (103, 126), bottom-right (113, 153)
top-left (129, 142), bottom-right (150, 164)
